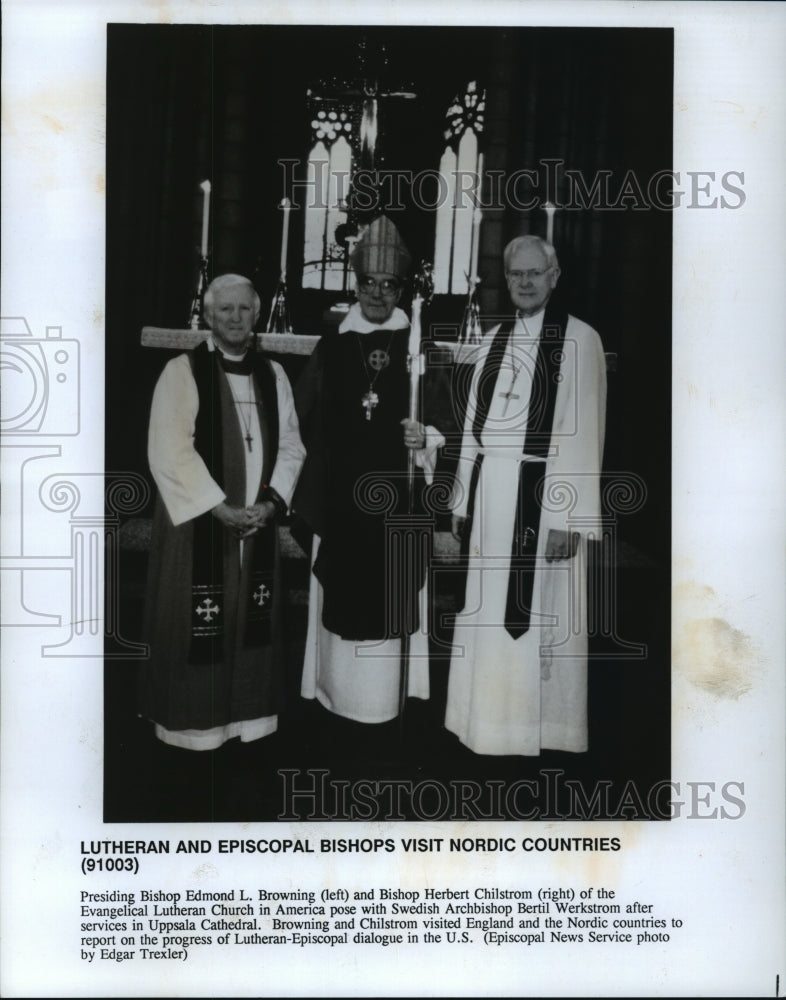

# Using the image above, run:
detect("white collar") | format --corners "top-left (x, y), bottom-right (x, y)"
top-left (515, 309), bottom-right (545, 339)
top-left (339, 302), bottom-right (410, 334)
top-left (207, 335), bottom-right (248, 361)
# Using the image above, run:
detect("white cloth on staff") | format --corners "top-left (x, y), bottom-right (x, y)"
top-left (445, 310), bottom-right (606, 755)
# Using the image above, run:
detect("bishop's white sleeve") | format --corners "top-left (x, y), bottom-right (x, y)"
top-left (267, 360), bottom-right (306, 509)
top-left (148, 354), bottom-right (226, 526)
top-left (543, 319), bottom-right (607, 534)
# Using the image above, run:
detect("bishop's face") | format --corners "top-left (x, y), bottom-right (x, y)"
top-left (505, 245), bottom-right (560, 317)
top-left (356, 272), bottom-right (403, 325)
top-left (208, 285), bottom-right (256, 354)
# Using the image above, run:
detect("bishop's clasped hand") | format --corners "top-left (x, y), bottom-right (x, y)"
top-left (211, 500), bottom-right (277, 539)
top-left (401, 418), bottom-right (426, 450)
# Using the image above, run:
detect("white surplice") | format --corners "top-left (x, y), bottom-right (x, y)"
top-left (445, 310), bottom-right (606, 755)
top-left (147, 337), bottom-right (305, 749)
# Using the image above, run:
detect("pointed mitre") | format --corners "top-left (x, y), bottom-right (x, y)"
top-left (350, 215), bottom-right (412, 278)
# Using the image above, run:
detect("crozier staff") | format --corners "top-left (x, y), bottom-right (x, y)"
top-left (141, 273), bottom-right (305, 750)
top-left (446, 235), bottom-right (607, 756)
top-left (294, 215), bottom-right (444, 725)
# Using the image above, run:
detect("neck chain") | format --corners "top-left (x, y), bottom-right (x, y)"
top-left (228, 375), bottom-right (256, 452)
top-left (357, 331), bottom-right (395, 421)
top-left (516, 313), bottom-right (535, 337)
top-left (499, 326), bottom-right (537, 417)
top-left (498, 359), bottom-right (523, 417)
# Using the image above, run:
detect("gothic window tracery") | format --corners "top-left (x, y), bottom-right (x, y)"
top-left (433, 80), bottom-right (486, 296)
top-left (302, 104), bottom-right (356, 291)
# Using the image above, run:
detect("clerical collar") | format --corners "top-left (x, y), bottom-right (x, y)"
top-left (339, 302), bottom-right (410, 334)
top-left (515, 309), bottom-right (545, 339)
top-left (208, 337), bottom-right (253, 374)
top-left (220, 355), bottom-right (253, 375)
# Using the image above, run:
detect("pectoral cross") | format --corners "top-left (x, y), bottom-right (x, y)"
top-left (244, 432), bottom-right (253, 452)
top-left (361, 390), bottom-right (379, 420)
top-left (498, 364), bottom-right (522, 416)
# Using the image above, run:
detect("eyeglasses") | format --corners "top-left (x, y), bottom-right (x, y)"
top-left (506, 267), bottom-right (552, 281)
top-left (357, 276), bottom-right (401, 295)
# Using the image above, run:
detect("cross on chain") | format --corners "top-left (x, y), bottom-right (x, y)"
top-left (196, 598), bottom-right (220, 623)
top-left (230, 392), bottom-right (255, 452)
top-left (498, 363), bottom-right (522, 417)
top-left (361, 389), bottom-right (379, 420)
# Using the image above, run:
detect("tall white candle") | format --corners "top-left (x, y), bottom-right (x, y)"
top-left (199, 180), bottom-right (211, 257)
top-left (470, 206), bottom-right (482, 282)
top-left (279, 198), bottom-right (291, 278)
top-left (544, 201), bottom-right (556, 245)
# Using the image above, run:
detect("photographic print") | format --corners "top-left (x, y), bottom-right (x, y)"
top-left (105, 22), bottom-right (672, 825)
top-left (1, 2), bottom-right (784, 997)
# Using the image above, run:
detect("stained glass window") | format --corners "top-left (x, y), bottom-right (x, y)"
top-left (302, 107), bottom-right (355, 291)
top-left (433, 81), bottom-right (486, 295)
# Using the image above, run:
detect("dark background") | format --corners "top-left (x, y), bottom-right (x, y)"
top-left (105, 24), bottom-right (672, 822)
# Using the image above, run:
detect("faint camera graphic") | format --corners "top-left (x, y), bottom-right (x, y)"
top-left (0, 317), bottom-right (80, 435)
top-left (1, 315), bottom-right (145, 656)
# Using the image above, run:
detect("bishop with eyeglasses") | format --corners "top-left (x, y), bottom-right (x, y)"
top-left (293, 215), bottom-right (444, 728)
top-left (446, 234), bottom-right (607, 757)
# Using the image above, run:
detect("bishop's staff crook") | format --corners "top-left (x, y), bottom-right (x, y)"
top-left (398, 261), bottom-right (434, 736)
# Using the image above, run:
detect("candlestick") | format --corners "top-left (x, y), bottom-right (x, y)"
top-left (279, 197), bottom-right (291, 279)
top-left (459, 273), bottom-right (483, 345)
top-left (470, 207), bottom-right (482, 283)
top-left (344, 234), bottom-right (359, 293)
top-left (266, 279), bottom-right (292, 334)
top-left (188, 256), bottom-right (209, 330)
top-left (200, 180), bottom-right (211, 257)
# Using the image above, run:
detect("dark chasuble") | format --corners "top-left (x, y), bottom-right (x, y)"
top-left (294, 326), bottom-right (430, 642)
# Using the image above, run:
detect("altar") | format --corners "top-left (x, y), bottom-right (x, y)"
top-left (141, 326), bottom-right (484, 366)
top-left (101, 22), bottom-right (672, 823)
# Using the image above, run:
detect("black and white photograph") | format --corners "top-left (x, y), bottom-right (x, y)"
top-left (1, 2), bottom-right (784, 997)
top-left (105, 22), bottom-right (672, 824)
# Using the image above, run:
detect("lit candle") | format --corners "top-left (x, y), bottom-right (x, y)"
top-left (544, 201), bottom-right (556, 245)
top-left (279, 198), bottom-right (291, 279)
top-left (199, 180), bottom-right (211, 258)
top-left (470, 207), bottom-right (482, 283)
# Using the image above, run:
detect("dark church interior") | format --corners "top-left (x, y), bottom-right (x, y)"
top-left (105, 24), bottom-right (672, 822)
